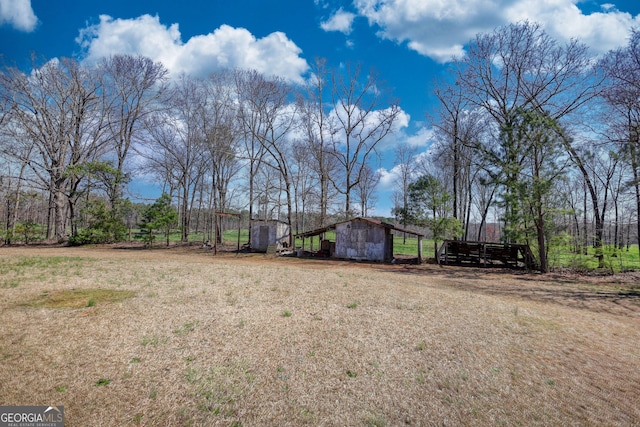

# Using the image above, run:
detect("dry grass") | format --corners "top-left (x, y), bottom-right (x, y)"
top-left (0, 245), bottom-right (638, 426)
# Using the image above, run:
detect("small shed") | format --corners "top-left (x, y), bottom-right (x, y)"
top-left (250, 220), bottom-right (291, 252)
top-left (295, 217), bottom-right (424, 263)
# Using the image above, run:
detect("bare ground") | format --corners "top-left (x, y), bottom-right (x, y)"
top-left (0, 244), bottom-right (638, 426)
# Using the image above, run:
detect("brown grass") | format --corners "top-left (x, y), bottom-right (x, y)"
top-left (25, 289), bottom-right (136, 309)
top-left (0, 245), bottom-right (638, 426)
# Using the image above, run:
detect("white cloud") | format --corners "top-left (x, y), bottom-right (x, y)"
top-left (76, 14), bottom-right (309, 83)
top-left (377, 120), bottom-right (434, 153)
top-left (504, 0), bottom-right (640, 55)
top-left (405, 125), bottom-right (434, 148)
top-left (376, 124), bottom-right (434, 191)
top-left (353, 0), bottom-right (640, 62)
top-left (377, 166), bottom-right (398, 190)
top-left (0, 0), bottom-right (37, 32)
top-left (321, 8), bottom-right (356, 34)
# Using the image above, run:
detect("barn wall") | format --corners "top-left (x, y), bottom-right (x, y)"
top-left (335, 220), bottom-right (387, 261)
top-left (250, 221), bottom-right (290, 252)
top-left (272, 222), bottom-right (290, 249)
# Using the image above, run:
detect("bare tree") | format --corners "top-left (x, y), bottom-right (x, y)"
top-left (354, 162), bottom-right (381, 217)
top-left (246, 73), bottom-right (296, 244)
top-left (599, 29), bottom-right (640, 261)
top-left (291, 140), bottom-right (318, 234)
top-left (431, 82), bottom-right (489, 239)
top-left (141, 75), bottom-right (207, 242)
top-left (202, 70), bottom-right (242, 242)
top-left (0, 57), bottom-right (109, 241)
top-left (328, 63), bottom-right (401, 218)
top-left (392, 143), bottom-right (418, 242)
top-left (99, 54), bottom-right (168, 207)
top-left (234, 69), bottom-right (267, 238)
top-left (298, 58), bottom-right (340, 227)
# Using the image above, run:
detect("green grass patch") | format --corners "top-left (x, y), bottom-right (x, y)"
top-left (96, 378), bottom-right (111, 386)
top-left (25, 289), bottom-right (135, 309)
top-left (190, 359), bottom-right (255, 416)
top-left (0, 256), bottom-right (94, 288)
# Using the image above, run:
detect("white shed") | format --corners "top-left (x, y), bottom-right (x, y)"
top-left (250, 220), bottom-right (291, 252)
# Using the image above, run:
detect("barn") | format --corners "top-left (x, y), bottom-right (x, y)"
top-left (250, 220), bottom-right (291, 252)
top-left (295, 217), bottom-right (424, 263)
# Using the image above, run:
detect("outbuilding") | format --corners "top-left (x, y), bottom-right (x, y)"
top-left (250, 219), bottom-right (291, 252)
top-left (295, 217), bottom-right (424, 263)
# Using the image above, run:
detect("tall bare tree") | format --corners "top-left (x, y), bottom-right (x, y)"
top-left (291, 139), bottom-right (318, 234)
top-left (141, 75), bottom-right (207, 242)
top-left (203, 70), bottom-right (241, 216)
top-left (238, 72), bottom-right (297, 245)
top-left (599, 29), bottom-right (640, 261)
top-left (234, 69), bottom-right (267, 239)
top-left (392, 143), bottom-right (418, 242)
top-left (354, 162), bottom-right (381, 217)
top-left (99, 54), bottom-right (168, 207)
top-left (298, 58), bottom-right (339, 227)
top-left (328, 63), bottom-right (401, 218)
top-left (431, 82), bottom-right (488, 239)
top-left (1, 57), bottom-right (109, 241)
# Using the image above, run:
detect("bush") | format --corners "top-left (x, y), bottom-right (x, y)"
top-left (14, 220), bottom-right (42, 244)
top-left (69, 201), bottom-right (127, 245)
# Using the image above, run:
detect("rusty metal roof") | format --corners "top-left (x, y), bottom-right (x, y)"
top-left (294, 217), bottom-right (424, 239)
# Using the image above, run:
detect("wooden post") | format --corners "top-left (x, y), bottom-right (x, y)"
top-left (418, 236), bottom-right (423, 264)
top-left (237, 219), bottom-right (241, 256)
top-left (214, 214), bottom-right (218, 255)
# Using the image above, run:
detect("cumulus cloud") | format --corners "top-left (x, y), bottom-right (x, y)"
top-left (0, 0), bottom-right (37, 32)
top-left (321, 8), bottom-right (356, 34)
top-left (353, 0), bottom-right (640, 62)
top-left (377, 166), bottom-right (399, 190)
top-left (504, 0), bottom-right (640, 55)
top-left (76, 14), bottom-right (309, 83)
top-left (404, 125), bottom-right (434, 148)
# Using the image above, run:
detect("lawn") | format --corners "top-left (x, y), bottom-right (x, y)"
top-left (0, 245), bottom-right (638, 426)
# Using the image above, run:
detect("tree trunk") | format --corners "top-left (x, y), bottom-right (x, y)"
top-left (181, 182), bottom-right (189, 242)
top-left (630, 140), bottom-right (640, 262)
top-left (53, 188), bottom-right (66, 243)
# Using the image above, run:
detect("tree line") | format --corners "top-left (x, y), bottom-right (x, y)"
top-left (394, 22), bottom-right (640, 272)
top-left (0, 55), bottom-right (399, 247)
top-left (1, 21), bottom-right (639, 273)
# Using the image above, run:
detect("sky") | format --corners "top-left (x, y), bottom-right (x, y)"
top-left (1, 0), bottom-right (640, 216)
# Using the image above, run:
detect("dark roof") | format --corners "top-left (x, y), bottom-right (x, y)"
top-left (294, 217), bottom-right (424, 239)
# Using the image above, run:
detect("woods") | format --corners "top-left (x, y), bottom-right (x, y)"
top-left (1, 22), bottom-right (640, 270)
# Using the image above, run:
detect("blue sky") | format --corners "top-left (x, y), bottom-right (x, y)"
top-left (1, 0), bottom-right (640, 215)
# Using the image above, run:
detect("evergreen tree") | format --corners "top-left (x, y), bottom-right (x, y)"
top-left (139, 193), bottom-right (178, 247)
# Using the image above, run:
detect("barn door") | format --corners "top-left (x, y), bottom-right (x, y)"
top-left (259, 225), bottom-right (269, 250)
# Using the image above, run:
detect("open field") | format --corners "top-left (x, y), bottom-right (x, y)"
top-left (1, 244), bottom-right (639, 426)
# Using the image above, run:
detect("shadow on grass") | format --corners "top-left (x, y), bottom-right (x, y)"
top-left (383, 263), bottom-right (640, 317)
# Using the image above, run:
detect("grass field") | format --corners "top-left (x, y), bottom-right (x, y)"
top-left (0, 245), bottom-right (639, 426)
